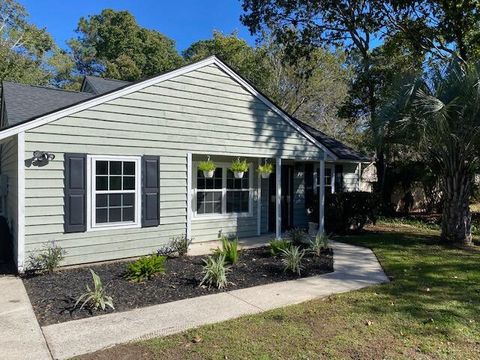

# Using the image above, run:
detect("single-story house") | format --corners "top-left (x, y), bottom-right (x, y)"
top-left (0, 56), bottom-right (369, 272)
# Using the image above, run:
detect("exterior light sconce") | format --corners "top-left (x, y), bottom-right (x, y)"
top-left (33, 150), bottom-right (55, 162)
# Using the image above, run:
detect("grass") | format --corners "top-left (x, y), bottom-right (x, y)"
top-left (77, 223), bottom-right (480, 360)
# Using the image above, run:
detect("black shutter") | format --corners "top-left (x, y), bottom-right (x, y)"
top-left (64, 153), bottom-right (86, 233)
top-left (335, 164), bottom-right (344, 193)
top-left (142, 156), bottom-right (160, 227)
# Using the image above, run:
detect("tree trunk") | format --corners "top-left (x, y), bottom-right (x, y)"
top-left (441, 172), bottom-right (472, 246)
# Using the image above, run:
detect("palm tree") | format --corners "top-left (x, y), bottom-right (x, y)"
top-left (407, 63), bottom-right (480, 246)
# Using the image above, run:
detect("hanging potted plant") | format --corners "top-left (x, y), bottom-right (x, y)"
top-left (257, 161), bottom-right (273, 179)
top-left (198, 156), bottom-right (216, 178)
top-left (230, 158), bottom-right (249, 179)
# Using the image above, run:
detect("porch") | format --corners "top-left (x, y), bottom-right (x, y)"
top-left (187, 153), bottom-right (330, 249)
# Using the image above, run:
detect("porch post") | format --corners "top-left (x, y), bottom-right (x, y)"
top-left (357, 162), bottom-right (362, 191)
top-left (318, 155), bottom-right (325, 235)
top-left (276, 157), bottom-right (282, 239)
top-left (186, 152), bottom-right (192, 241)
top-left (257, 158), bottom-right (262, 236)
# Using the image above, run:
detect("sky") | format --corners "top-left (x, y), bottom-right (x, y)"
top-left (20, 0), bottom-right (257, 52)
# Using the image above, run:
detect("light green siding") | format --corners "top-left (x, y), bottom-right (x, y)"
top-left (23, 63), bottom-right (323, 265)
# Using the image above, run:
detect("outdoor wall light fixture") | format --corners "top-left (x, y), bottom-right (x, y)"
top-left (33, 150), bottom-right (55, 162)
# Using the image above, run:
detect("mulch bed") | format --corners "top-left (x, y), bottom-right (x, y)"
top-left (23, 246), bottom-right (333, 326)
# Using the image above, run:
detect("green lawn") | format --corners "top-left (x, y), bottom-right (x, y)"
top-left (79, 223), bottom-right (480, 360)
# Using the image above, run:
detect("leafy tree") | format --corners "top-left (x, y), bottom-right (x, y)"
top-left (384, 1), bottom-right (480, 64)
top-left (404, 63), bottom-right (480, 245)
top-left (241, 0), bottom-right (388, 192)
top-left (264, 43), bottom-right (356, 144)
top-left (0, 0), bottom-right (66, 85)
top-left (69, 9), bottom-right (183, 81)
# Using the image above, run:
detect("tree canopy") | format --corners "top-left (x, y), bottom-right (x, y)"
top-left (68, 9), bottom-right (184, 81)
top-left (0, 0), bottom-right (70, 86)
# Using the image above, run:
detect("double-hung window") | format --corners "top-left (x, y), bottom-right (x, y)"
top-left (89, 156), bottom-right (141, 229)
top-left (195, 163), bottom-right (252, 217)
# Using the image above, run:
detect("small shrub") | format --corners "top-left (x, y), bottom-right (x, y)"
top-left (269, 238), bottom-right (291, 256)
top-left (325, 192), bottom-right (380, 233)
top-left (230, 158), bottom-right (249, 173)
top-left (27, 241), bottom-right (66, 273)
top-left (157, 234), bottom-right (192, 257)
top-left (310, 233), bottom-right (329, 257)
top-left (75, 270), bottom-right (114, 311)
top-left (126, 254), bottom-right (166, 282)
top-left (200, 254), bottom-right (228, 289)
top-left (281, 246), bottom-right (305, 276)
top-left (285, 228), bottom-right (308, 245)
top-left (215, 236), bottom-right (239, 264)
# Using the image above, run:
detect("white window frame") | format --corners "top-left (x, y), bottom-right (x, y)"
top-left (315, 164), bottom-right (335, 195)
top-left (193, 162), bottom-right (254, 220)
top-left (86, 155), bottom-right (142, 231)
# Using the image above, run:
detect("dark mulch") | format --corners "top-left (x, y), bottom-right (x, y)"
top-left (23, 247), bottom-right (333, 326)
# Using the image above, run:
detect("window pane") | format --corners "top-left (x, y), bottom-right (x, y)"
top-left (109, 194), bottom-right (121, 207)
top-left (123, 206), bottom-right (135, 222)
top-left (96, 176), bottom-right (108, 191)
top-left (123, 176), bottom-right (135, 190)
top-left (96, 161), bottom-right (108, 175)
top-left (123, 162), bottom-right (135, 175)
top-left (96, 194), bottom-right (107, 208)
top-left (109, 208), bottom-right (121, 222)
top-left (197, 177), bottom-right (205, 189)
top-left (227, 170), bottom-right (249, 189)
top-left (110, 176), bottom-right (122, 190)
top-left (96, 209), bottom-right (108, 223)
top-left (197, 192), bottom-right (205, 213)
top-left (227, 191), bottom-right (249, 213)
top-left (110, 161), bottom-right (122, 175)
top-left (123, 193), bottom-right (135, 207)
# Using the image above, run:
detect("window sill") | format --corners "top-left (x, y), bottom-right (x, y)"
top-left (87, 223), bottom-right (141, 232)
top-left (193, 213), bottom-right (253, 221)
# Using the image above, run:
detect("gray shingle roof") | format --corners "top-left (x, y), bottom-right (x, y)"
top-left (2, 82), bottom-right (94, 127)
top-left (82, 76), bottom-right (130, 95)
top-left (293, 118), bottom-right (370, 162)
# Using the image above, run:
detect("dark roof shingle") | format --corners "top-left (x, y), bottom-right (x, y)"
top-left (2, 82), bottom-right (94, 127)
top-left (293, 119), bottom-right (370, 162)
top-left (82, 76), bottom-right (130, 95)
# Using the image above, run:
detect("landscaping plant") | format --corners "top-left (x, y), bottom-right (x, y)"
top-left (286, 228), bottom-right (308, 245)
top-left (126, 253), bottom-right (166, 282)
top-left (200, 254), bottom-right (229, 289)
top-left (75, 270), bottom-right (114, 311)
top-left (281, 246), bottom-right (305, 276)
top-left (269, 238), bottom-right (291, 256)
top-left (157, 234), bottom-right (192, 257)
top-left (257, 162), bottom-right (273, 177)
top-left (310, 233), bottom-right (329, 257)
top-left (215, 236), bottom-right (239, 264)
top-left (198, 156), bottom-right (216, 178)
top-left (27, 241), bottom-right (66, 273)
top-left (230, 158), bottom-right (249, 173)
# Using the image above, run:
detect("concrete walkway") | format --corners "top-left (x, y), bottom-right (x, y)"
top-left (41, 241), bottom-right (389, 359)
top-left (0, 276), bottom-right (52, 360)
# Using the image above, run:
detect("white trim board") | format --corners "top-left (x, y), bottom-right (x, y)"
top-left (0, 56), bottom-right (336, 160)
top-left (17, 132), bottom-right (25, 272)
